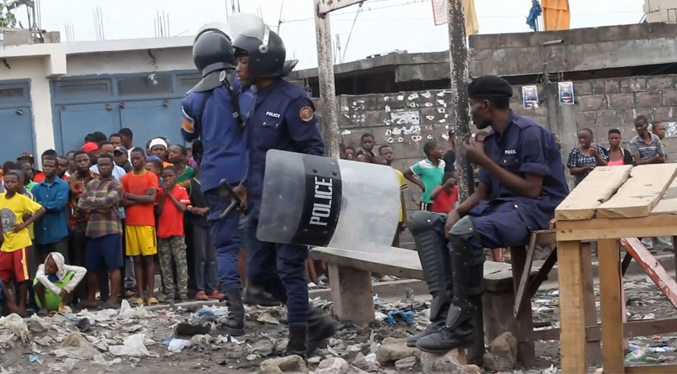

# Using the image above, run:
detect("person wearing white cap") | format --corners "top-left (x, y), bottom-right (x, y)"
top-left (149, 138), bottom-right (169, 163)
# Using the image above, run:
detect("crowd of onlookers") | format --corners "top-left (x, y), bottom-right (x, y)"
top-left (0, 128), bottom-right (222, 316)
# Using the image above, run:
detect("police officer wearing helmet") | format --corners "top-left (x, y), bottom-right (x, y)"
top-left (232, 21), bottom-right (336, 358)
top-left (180, 23), bottom-right (253, 337)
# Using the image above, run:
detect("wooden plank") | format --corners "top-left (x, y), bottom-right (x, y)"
top-left (327, 263), bottom-right (374, 325)
top-left (555, 165), bottom-right (632, 221)
top-left (558, 240), bottom-right (587, 374)
top-left (597, 164), bottom-right (677, 219)
top-left (651, 176), bottom-right (677, 215)
top-left (509, 246), bottom-right (535, 368)
top-left (529, 246), bottom-right (557, 298)
top-left (532, 317), bottom-right (677, 342)
top-left (626, 365), bottom-right (677, 374)
top-left (310, 246), bottom-right (527, 292)
top-left (513, 234), bottom-right (538, 317)
top-left (621, 238), bottom-right (677, 310)
top-left (557, 215), bottom-right (677, 241)
top-left (580, 243), bottom-right (602, 366)
top-left (598, 238), bottom-right (625, 374)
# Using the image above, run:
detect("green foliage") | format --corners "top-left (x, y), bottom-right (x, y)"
top-left (0, 3), bottom-right (17, 28)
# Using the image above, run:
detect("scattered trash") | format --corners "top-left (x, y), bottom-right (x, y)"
top-left (75, 318), bottom-right (91, 332)
top-left (250, 339), bottom-right (275, 357)
top-left (401, 288), bottom-right (415, 304)
top-left (48, 358), bottom-right (78, 372)
top-left (0, 314), bottom-right (30, 343)
top-left (52, 332), bottom-right (99, 360)
top-left (643, 313), bottom-right (656, 320)
top-left (385, 310), bottom-right (415, 326)
top-left (166, 338), bottom-right (191, 353)
top-left (257, 312), bottom-right (280, 325)
top-left (189, 334), bottom-right (212, 350)
top-left (28, 354), bottom-right (40, 363)
top-left (625, 346), bottom-right (650, 362)
top-left (109, 333), bottom-right (159, 357)
top-left (174, 322), bottom-right (210, 336)
top-left (375, 311), bottom-right (388, 321)
top-left (373, 294), bottom-right (380, 306)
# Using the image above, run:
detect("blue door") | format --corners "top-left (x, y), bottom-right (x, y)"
top-left (0, 107), bottom-right (34, 163)
top-left (58, 103), bottom-right (118, 153)
top-left (119, 100), bottom-right (183, 149)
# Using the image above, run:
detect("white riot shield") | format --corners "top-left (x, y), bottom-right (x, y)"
top-left (257, 150), bottom-right (401, 252)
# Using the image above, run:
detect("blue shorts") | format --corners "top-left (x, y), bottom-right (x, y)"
top-left (86, 234), bottom-right (123, 272)
top-left (468, 201), bottom-right (531, 249)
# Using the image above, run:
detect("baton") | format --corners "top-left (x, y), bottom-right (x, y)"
top-left (218, 178), bottom-right (247, 218)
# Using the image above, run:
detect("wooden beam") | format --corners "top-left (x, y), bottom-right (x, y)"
top-left (529, 246), bottom-right (557, 298)
top-left (621, 237), bottom-right (677, 310)
top-left (557, 240), bottom-right (587, 374)
top-left (514, 234), bottom-right (538, 317)
top-left (532, 317), bottom-right (677, 342)
top-left (510, 246), bottom-right (535, 367)
top-left (556, 215), bottom-right (677, 241)
top-left (555, 165), bottom-right (631, 221)
top-left (649, 176), bottom-right (677, 215)
top-left (598, 238), bottom-right (625, 374)
top-left (327, 263), bottom-right (374, 326)
top-left (597, 164), bottom-right (677, 219)
top-left (625, 365), bottom-right (677, 374)
top-left (581, 243), bottom-right (602, 366)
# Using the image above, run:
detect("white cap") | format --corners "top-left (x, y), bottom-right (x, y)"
top-left (149, 138), bottom-right (167, 149)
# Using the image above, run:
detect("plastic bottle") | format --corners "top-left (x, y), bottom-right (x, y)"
top-left (625, 346), bottom-right (650, 362)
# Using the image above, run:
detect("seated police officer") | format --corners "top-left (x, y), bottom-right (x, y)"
top-left (409, 75), bottom-right (568, 354)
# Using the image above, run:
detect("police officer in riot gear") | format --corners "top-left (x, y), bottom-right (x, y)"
top-left (408, 75), bottom-right (568, 356)
top-left (232, 18), bottom-right (336, 358)
top-left (181, 24), bottom-right (252, 336)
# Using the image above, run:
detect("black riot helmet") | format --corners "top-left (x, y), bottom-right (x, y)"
top-left (191, 25), bottom-right (237, 92)
top-left (232, 27), bottom-right (297, 79)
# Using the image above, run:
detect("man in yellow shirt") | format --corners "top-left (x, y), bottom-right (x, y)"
top-left (0, 171), bottom-right (45, 316)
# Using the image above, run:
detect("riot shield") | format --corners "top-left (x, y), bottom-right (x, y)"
top-left (257, 150), bottom-right (401, 252)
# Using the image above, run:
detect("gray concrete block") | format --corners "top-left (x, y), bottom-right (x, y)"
top-left (576, 112), bottom-right (596, 128)
top-left (591, 79), bottom-right (605, 94)
top-left (573, 81), bottom-right (592, 96)
top-left (663, 90), bottom-right (677, 106)
top-left (595, 110), bottom-right (624, 127)
top-left (578, 95), bottom-right (607, 111)
top-left (620, 77), bottom-right (646, 92)
top-left (607, 93), bottom-right (635, 109)
top-left (637, 92), bottom-right (662, 108)
top-left (605, 79), bottom-right (621, 93)
top-left (653, 106), bottom-right (677, 122)
top-left (648, 76), bottom-right (675, 91)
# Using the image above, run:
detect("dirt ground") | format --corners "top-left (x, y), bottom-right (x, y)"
top-left (1, 273), bottom-right (676, 374)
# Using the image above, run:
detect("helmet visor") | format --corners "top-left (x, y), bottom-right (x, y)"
top-left (228, 13), bottom-right (271, 54)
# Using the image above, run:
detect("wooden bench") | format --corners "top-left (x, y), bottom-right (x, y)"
top-left (311, 244), bottom-right (542, 366)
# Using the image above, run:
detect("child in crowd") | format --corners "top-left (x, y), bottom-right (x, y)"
top-left (34, 252), bottom-right (86, 314)
top-left (403, 141), bottom-right (445, 211)
top-left (345, 147), bottom-right (356, 160)
top-left (145, 159), bottom-right (164, 181)
top-left (358, 133), bottom-right (376, 158)
top-left (156, 166), bottom-right (190, 301)
top-left (121, 148), bottom-right (159, 306)
top-left (430, 176), bottom-right (459, 214)
top-left (0, 171), bottom-right (46, 316)
top-left (186, 167), bottom-right (223, 300)
top-left (356, 153), bottom-right (373, 163)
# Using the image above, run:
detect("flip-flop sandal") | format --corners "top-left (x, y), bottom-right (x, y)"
top-left (147, 297), bottom-right (159, 306)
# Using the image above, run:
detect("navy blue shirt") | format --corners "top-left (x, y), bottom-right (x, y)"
top-left (475, 111), bottom-right (568, 230)
top-left (181, 83), bottom-right (254, 192)
top-left (32, 177), bottom-right (69, 245)
top-left (246, 79), bottom-right (324, 214)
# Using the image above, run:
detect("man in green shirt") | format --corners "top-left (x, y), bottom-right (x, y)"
top-left (404, 141), bottom-right (446, 211)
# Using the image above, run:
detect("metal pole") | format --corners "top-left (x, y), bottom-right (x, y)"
top-left (446, 0), bottom-right (483, 365)
top-left (314, 0), bottom-right (340, 158)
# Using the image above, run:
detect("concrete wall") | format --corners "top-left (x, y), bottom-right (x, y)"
top-left (66, 47), bottom-right (192, 76)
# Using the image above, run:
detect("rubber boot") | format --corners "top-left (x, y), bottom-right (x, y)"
top-left (306, 305), bottom-right (337, 356)
top-left (286, 324), bottom-right (308, 359)
top-left (243, 284), bottom-right (282, 307)
top-left (221, 289), bottom-right (245, 336)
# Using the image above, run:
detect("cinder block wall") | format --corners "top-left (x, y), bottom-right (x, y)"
top-left (329, 73), bottom-right (677, 248)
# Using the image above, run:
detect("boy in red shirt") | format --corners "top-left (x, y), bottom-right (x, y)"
top-left (156, 166), bottom-right (190, 301)
top-left (430, 177), bottom-right (458, 214)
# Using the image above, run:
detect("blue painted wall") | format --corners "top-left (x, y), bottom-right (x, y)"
top-left (0, 81), bottom-right (35, 163)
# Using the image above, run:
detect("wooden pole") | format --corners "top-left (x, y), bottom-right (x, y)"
top-left (313, 0), bottom-right (340, 158)
top-left (446, 0), bottom-right (474, 202)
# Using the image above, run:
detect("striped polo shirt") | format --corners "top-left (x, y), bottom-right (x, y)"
top-left (630, 133), bottom-right (664, 160)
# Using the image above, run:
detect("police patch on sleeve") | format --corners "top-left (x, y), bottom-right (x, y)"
top-left (299, 106), bottom-right (314, 122)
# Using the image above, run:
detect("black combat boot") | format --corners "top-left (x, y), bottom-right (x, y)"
top-left (286, 325), bottom-right (308, 359)
top-left (222, 288), bottom-right (245, 336)
top-left (406, 211), bottom-right (454, 348)
top-left (243, 284), bottom-right (282, 307)
top-left (306, 305), bottom-right (337, 356)
top-left (416, 216), bottom-right (483, 354)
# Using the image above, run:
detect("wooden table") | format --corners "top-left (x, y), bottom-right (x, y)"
top-left (555, 164), bottom-right (677, 373)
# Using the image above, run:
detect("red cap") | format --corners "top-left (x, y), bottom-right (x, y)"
top-left (82, 142), bottom-right (99, 153)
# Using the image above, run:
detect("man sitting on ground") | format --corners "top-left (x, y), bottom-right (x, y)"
top-left (34, 252), bottom-right (86, 314)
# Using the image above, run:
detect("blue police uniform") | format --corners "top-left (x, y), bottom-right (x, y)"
top-left (462, 110), bottom-right (568, 249)
top-left (246, 78), bottom-right (324, 325)
top-left (181, 83), bottom-right (254, 293)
